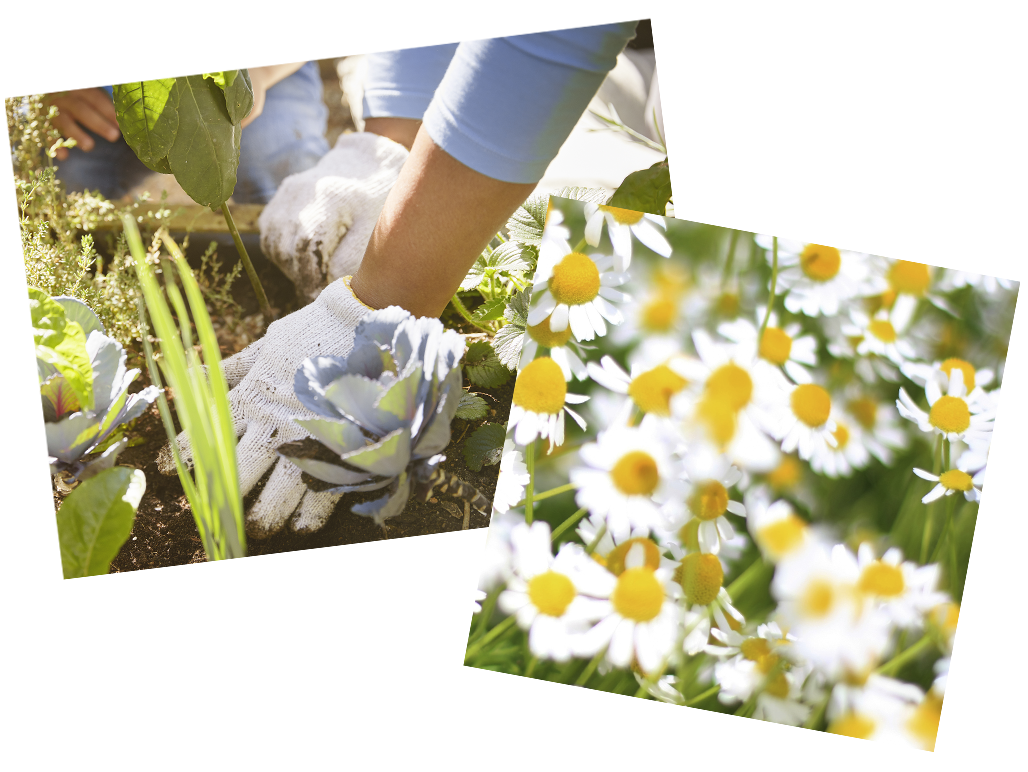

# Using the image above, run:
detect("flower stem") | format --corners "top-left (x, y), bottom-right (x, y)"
top-left (574, 648), bottom-right (607, 687)
top-left (515, 482), bottom-right (576, 510)
top-left (220, 203), bottom-right (273, 324)
top-left (726, 557), bottom-right (768, 599)
top-left (875, 634), bottom-right (935, 677)
top-left (720, 229), bottom-right (740, 289)
top-left (759, 236), bottom-right (778, 337)
top-left (922, 434), bottom-right (945, 563)
top-left (573, 237), bottom-right (588, 254)
top-left (464, 615), bottom-right (518, 662)
top-left (449, 292), bottom-right (493, 333)
top-left (584, 523), bottom-right (607, 555)
top-left (685, 683), bottom-right (721, 707)
top-left (524, 441), bottom-right (536, 525)
top-left (550, 506), bottom-right (589, 542)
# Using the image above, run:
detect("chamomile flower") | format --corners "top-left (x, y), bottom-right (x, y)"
top-left (529, 229), bottom-right (630, 342)
top-left (808, 405), bottom-right (872, 478)
top-left (768, 380), bottom-right (839, 462)
top-left (912, 466), bottom-right (982, 504)
top-left (928, 602), bottom-right (959, 652)
top-left (745, 492), bottom-right (814, 563)
top-left (880, 258), bottom-right (957, 317)
top-left (842, 391), bottom-right (909, 465)
top-left (842, 303), bottom-right (918, 368)
top-left (756, 235), bottom-right (886, 318)
top-left (673, 452), bottom-right (746, 555)
top-left (852, 543), bottom-right (947, 628)
top-left (526, 686), bottom-right (645, 752)
top-left (903, 356), bottom-right (994, 399)
top-left (827, 675), bottom-right (928, 748)
top-left (611, 263), bottom-right (691, 345)
top-left (897, 368), bottom-right (995, 444)
top-left (508, 357), bottom-right (589, 452)
top-left (570, 415), bottom-right (687, 541)
top-left (583, 202), bottom-right (672, 271)
top-left (498, 521), bottom-right (614, 662)
top-left (718, 310), bottom-right (819, 385)
top-left (586, 351), bottom-right (694, 418)
top-left (518, 312), bottom-right (590, 380)
top-left (492, 440), bottom-right (530, 514)
top-left (464, 699), bottom-right (507, 752)
top-left (939, 269), bottom-right (1017, 295)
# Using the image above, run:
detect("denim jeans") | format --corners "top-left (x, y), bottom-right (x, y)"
top-left (56, 62), bottom-right (330, 204)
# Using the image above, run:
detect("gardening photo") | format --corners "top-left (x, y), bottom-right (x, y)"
top-left (8, 20), bottom-right (669, 576)
top-left (464, 194), bottom-right (1018, 752)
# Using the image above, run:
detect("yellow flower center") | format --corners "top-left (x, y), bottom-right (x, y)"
top-left (527, 570), bottom-right (577, 617)
top-left (703, 727), bottom-right (752, 752)
top-left (758, 512), bottom-right (807, 559)
top-left (599, 204), bottom-right (645, 225)
top-left (706, 363), bottom-right (753, 411)
top-left (612, 567), bottom-right (665, 622)
top-left (715, 292), bottom-right (740, 317)
top-left (527, 316), bottom-right (573, 348)
top-left (799, 244), bottom-right (842, 282)
top-left (756, 196), bottom-right (801, 219)
top-left (791, 383), bottom-right (832, 428)
top-left (939, 469), bottom-right (973, 491)
top-left (929, 395), bottom-right (970, 434)
top-left (932, 602), bottom-right (959, 636)
top-left (847, 397), bottom-right (878, 430)
top-left (800, 578), bottom-right (836, 618)
top-left (858, 561), bottom-right (905, 597)
top-left (764, 670), bottom-right (791, 698)
top-left (828, 713), bottom-right (876, 740)
top-left (689, 480), bottom-right (729, 521)
top-left (605, 537), bottom-right (662, 576)
top-left (512, 357), bottom-right (566, 415)
top-left (678, 519), bottom-right (701, 551)
top-left (610, 450), bottom-right (661, 496)
top-left (640, 295), bottom-right (678, 333)
top-left (677, 553), bottom-right (724, 606)
top-left (888, 260), bottom-right (931, 296)
top-left (966, 194), bottom-right (999, 265)
top-left (832, 422), bottom-right (850, 449)
top-left (696, 396), bottom-right (737, 448)
top-left (464, 699), bottom-right (487, 727)
top-left (940, 357), bottom-right (977, 391)
top-left (628, 364), bottom-right (688, 416)
top-left (652, 265), bottom-right (690, 297)
top-left (740, 637), bottom-right (772, 661)
top-left (567, 703), bottom-right (629, 752)
top-left (767, 456), bottom-right (802, 492)
top-left (868, 318), bottom-right (898, 343)
top-left (986, 437), bottom-right (1019, 468)
top-left (549, 252), bottom-right (600, 306)
top-left (759, 327), bottom-right (793, 365)
top-left (907, 695), bottom-right (943, 751)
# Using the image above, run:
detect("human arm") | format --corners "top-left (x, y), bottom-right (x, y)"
top-left (238, 16), bottom-right (339, 128)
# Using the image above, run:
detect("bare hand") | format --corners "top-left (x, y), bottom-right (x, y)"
top-left (241, 63), bottom-right (307, 129)
top-left (44, 88), bottom-right (121, 160)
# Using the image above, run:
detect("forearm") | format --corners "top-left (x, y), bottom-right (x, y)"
top-left (238, 17), bottom-right (339, 89)
top-left (350, 127), bottom-right (535, 317)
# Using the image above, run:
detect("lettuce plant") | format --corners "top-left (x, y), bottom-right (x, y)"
top-left (278, 308), bottom-right (471, 525)
top-left (31, 288), bottom-right (159, 481)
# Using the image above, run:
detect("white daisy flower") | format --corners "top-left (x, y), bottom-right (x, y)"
top-left (498, 521), bottom-right (614, 662)
top-left (528, 228), bottom-right (630, 342)
top-left (464, 699), bottom-right (507, 752)
top-left (767, 379), bottom-right (839, 462)
top-left (841, 301), bottom-right (919, 368)
top-left (477, 509), bottom-right (522, 592)
top-left (745, 490), bottom-right (814, 563)
top-left (583, 202), bottom-right (672, 272)
top-left (518, 312), bottom-right (591, 381)
top-left (508, 356), bottom-right (589, 452)
top-left (902, 356), bottom-right (995, 400)
top-left (718, 309), bottom-right (819, 385)
top-left (570, 414), bottom-right (687, 541)
top-left (808, 405), bottom-right (872, 478)
top-left (611, 264), bottom-right (691, 345)
top-left (881, 258), bottom-right (958, 317)
top-left (586, 351), bottom-right (694, 418)
top-left (897, 367), bottom-right (995, 444)
top-left (672, 452), bottom-right (746, 555)
top-left (852, 543), bottom-right (948, 629)
top-left (492, 440), bottom-right (531, 514)
top-left (939, 269), bottom-right (1017, 295)
top-left (842, 391), bottom-right (910, 466)
top-left (912, 466), bottom-right (982, 504)
top-left (928, 602), bottom-right (960, 653)
top-left (755, 235), bottom-right (886, 318)
top-left (472, 589), bottom-right (487, 614)
top-left (526, 686), bottom-right (653, 752)
top-left (827, 674), bottom-right (928, 748)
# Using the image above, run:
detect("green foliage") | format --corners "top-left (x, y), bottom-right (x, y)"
top-left (464, 341), bottom-right (511, 388)
top-left (492, 290), bottom-right (529, 370)
top-left (56, 466), bottom-right (145, 578)
top-left (608, 159), bottom-right (672, 215)
top-left (28, 287), bottom-right (93, 409)
top-left (463, 423), bottom-right (506, 472)
top-left (455, 390), bottom-right (489, 421)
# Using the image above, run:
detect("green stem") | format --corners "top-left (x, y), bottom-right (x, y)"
top-left (220, 202), bottom-right (273, 324)
top-left (720, 229), bottom-right (739, 288)
top-left (875, 634), bottom-right (935, 677)
top-left (804, 691), bottom-right (830, 730)
top-left (524, 441), bottom-right (536, 525)
top-left (471, 584), bottom-right (503, 641)
top-left (584, 523), bottom-right (607, 555)
top-left (550, 507), bottom-right (589, 542)
top-left (525, 656), bottom-right (539, 678)
top-left (449, 292), bottom-right (493, 333)
top-left (922, 434), bottom-right (944, 563)
top-left (515, 482), bottom-right (576, 509)
top-left (574, 648), bottom-right (607, 687)
top-left (759, 236), bottom-right (778, 337)
top-left (726, 557), bottom-right (768, 599)
top-left (685, 684), bottom-right (721, 707)
top-left (465, 615), bottom-right (518, 662)
top-left (573, 236), bottom-right (588, 253)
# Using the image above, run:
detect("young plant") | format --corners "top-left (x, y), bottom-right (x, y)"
top-left (123, 216), bottom-right (246, 560)
top-left (113, 72), bottom-right (273, 323)
top-left (32, 288), bottom-right (159, 482)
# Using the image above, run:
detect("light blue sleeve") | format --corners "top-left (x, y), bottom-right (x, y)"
top-left (362, 44), bottom-right (459, 121)
top-left (423, 22), bottom-right (640, 183)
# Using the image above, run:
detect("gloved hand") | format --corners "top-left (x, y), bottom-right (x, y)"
top-left (258, 131), bottom-right (408, 303)
top-left (157, 276), bottom-right (372, 538)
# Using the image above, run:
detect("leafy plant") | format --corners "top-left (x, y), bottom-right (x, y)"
top-left (123, 217), bottom-right (246, 561)
top-left (463, 422), bottom-right (505, 472)
top-left (113, 72), bottom-right (272, 323)
top-left (32, 288), bottom-right (160, 481)
top-left (463, 341), bottom-right (511, 388)
top-left (278, 308), bottom-right (469, 525)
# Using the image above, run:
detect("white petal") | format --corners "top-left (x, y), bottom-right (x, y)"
top-left (527, 292), bottom-right (556, 326)
top-left (549, 303), bottom-right (570, 332)
top-left (584, 211), bottom-right (604, 247)
top-left (632, 219), bottom-right (672, 257)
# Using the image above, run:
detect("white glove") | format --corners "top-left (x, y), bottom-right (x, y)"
top-left (158, 277), bottom-right (372, 538)
top-left (258, 132), bottom-right (408, 303)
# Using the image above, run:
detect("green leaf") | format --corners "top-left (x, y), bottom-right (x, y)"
top-left (29, 287), bottom-right (93, 410)
top-left (112, 79), bottom-right (180, 172)
top-left (550, 186), bottom-right (612, 204)
top-left (460, 256), bottom-right (487, 291)
top-left (56, 466), bottom-right (145, 579)
top-left (488, 241), bottom-right (536, 274)
top-left (178, 16), bottom-right (240, 88)
top-left (492, 323), bottom-right (526, 371)
top-left (463, 423), bottom-right (506, 472)
top-left (504, 289), bottom-right (531, 326)
top-left (464, 341), bottom-right (511, 388)
top-left (222, 69), bottom-right (254, 125)
top-left (166, 75), bottom-right (241, 208)
top-left (608, 159), bottom-right (673, 215)
top-left (472, 297), bottom-right (507, 322)
top-left (455, 390), bottom-right (489, 421)
top-left (506, 195), bottom-right (549, 245)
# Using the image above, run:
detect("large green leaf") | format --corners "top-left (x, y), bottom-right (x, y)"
top-left (167, 75), bottom-right (241, 208)
top-left (464, 341), bottom-right (511, 388)
top-left (608, 159), bottom-right (673, 215)
top-left (28, 287), bottom-right (93, 411)
top-left (463, 423), bottom-right (505, 472)
top-left (112, 79), bottom-right (179, 173)
top-left (455, 390), bottom-right (488, 421)
top-left (56, 466), bottom-right (145, 579)
top-left (222, 69), bottom-right (254, 125)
